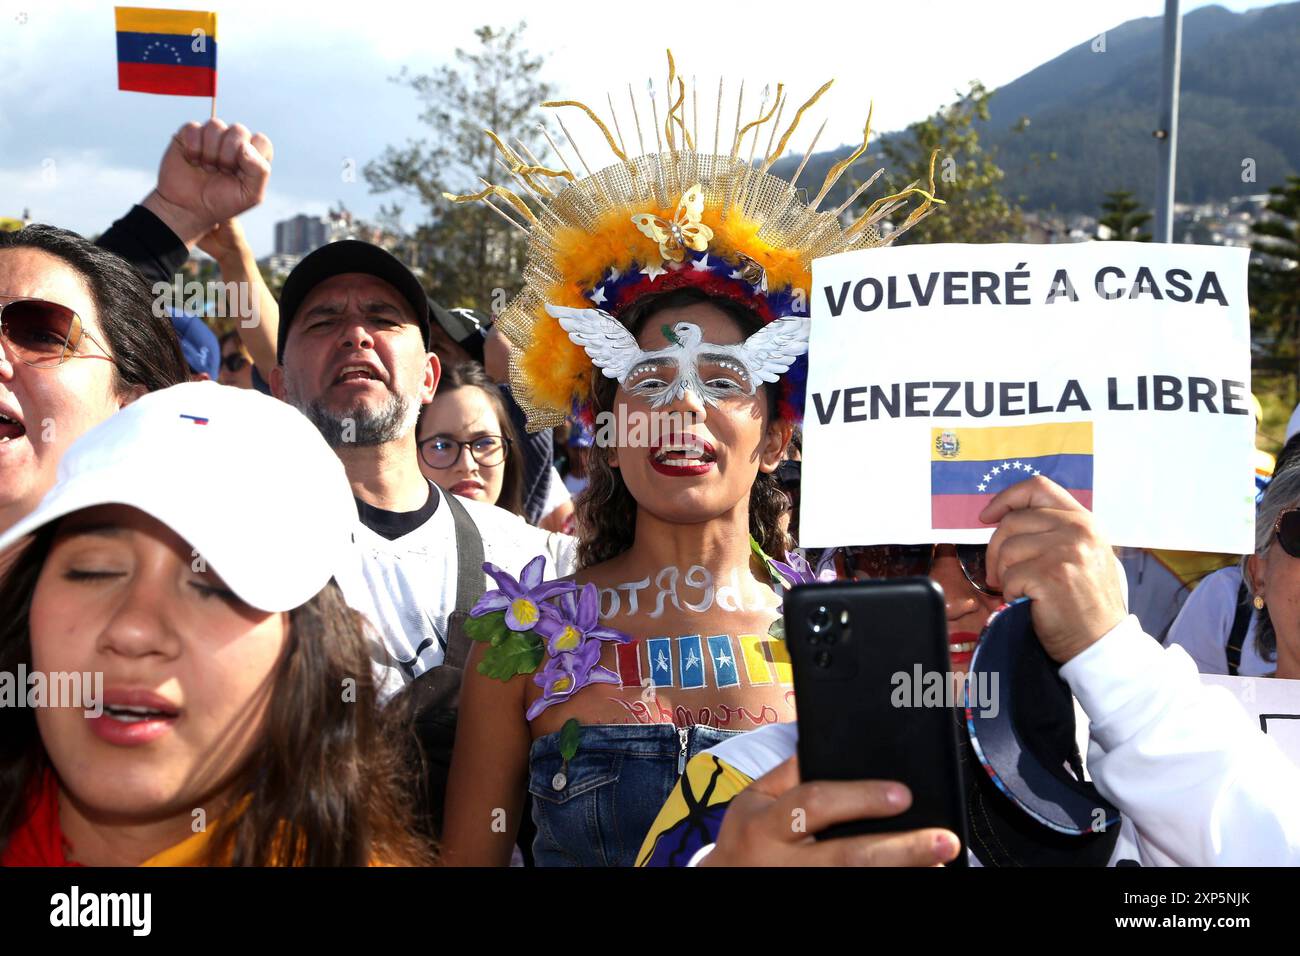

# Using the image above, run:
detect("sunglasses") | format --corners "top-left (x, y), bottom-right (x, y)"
top-left (1272, 508), bottom-right (1300, 558)
top-left (222, 352), bottom-right (250, 373)
top-left (841, 543), bottom-right (1001, 596)
top-left (0, 296), bottom-right (112, 368)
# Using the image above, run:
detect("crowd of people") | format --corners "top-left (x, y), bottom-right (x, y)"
top-left (1, 101), bottom-right (1298, 869)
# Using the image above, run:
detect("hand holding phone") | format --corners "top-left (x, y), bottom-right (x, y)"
top-left (786, 578), bottom-right (969, 860)
top-left (699, 757), bottom-right (962, 867)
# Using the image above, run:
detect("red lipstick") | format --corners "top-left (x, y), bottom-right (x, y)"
top-left (648, 435), bottom-right (716, 477)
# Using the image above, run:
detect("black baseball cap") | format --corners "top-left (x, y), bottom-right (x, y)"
top-left (276, 240), bottom-right (431, 362)
top-left (965, 598), bottom-right (1120, 836)
top-left (429, 302), bottom-right (489, 364)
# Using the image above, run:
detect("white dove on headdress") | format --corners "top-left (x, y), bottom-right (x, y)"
top-left (544, 303), bottom-right (810, 409)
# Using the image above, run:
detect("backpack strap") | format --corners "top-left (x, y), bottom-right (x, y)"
top-left (1225, 579), bottom-right (1251, 677)
top-left (399, 489), bottom-right (487, 836)
top-left (406, 489), bottom-right (486, 712)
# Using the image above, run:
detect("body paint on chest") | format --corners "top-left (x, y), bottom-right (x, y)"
top-left (597, 566), bottom-right (775, 619)
top-left (607, 691), bottom-right (795, 729)
top-left (614, 634), bottom-right (791, 691)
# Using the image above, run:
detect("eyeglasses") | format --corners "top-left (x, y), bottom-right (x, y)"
top-left (841, 543), bottom-right (1001, 596)
top-left (1272, 508), bottom-right (1300, 558)
top-left (419, 434), bottom-right (511, 470)
top-left (0, 295), bottom-right (113, 368)
top-left (222, 352), bottom-right (249, 373)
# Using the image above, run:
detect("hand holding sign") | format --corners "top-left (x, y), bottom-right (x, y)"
top-left (142, 118), bottom-right (274, 248)
top-left (981, 475), bottom-right (1128, 664)
top-left (700, 758), bottom-right (961, 867)
top-left (802, 243), bottom-right (1253, 552)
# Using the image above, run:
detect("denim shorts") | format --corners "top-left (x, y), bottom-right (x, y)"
top-left (528, 723), bottom-right (743, 867)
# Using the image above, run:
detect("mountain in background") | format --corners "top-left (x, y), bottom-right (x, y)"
top-left (773, 1), bottom-right (1300, 216)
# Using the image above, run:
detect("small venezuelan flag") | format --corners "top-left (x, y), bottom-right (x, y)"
top-left (930, 421), bottom-right (1094, 529)
top-left (115, 7), bottom-right (217, 97)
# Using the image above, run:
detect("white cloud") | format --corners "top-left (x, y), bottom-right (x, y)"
top-left (0, 0), bottom-right (1283, 255)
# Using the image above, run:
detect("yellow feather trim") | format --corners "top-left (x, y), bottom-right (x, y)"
top-left (522, 308), bottom-right (592, 411)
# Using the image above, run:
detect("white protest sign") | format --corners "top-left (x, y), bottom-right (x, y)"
top-left (1072, 673), bottom-right (1300, 770)
top-left (1201, 673), bottom-right (1300, 766)
top-left (801, 242), bottom-right (1253, 551)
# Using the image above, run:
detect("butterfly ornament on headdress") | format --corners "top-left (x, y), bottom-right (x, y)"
top-left (631, 183), bottom-right (714, 263)
top-left (544, 303), bottom-right (810, 409)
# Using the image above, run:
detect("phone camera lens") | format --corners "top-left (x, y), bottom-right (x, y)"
top-left (808, 606), bottom-right (833, 633)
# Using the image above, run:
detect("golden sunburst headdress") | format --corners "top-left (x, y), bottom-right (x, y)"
top-left (447, 52), bottom-right (943, 430)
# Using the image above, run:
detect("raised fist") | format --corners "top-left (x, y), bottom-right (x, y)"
top-left (142, 119), bottom-right (274, 247)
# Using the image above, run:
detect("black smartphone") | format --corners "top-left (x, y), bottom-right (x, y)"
top-left (786, 578), bottom-right (968, 861)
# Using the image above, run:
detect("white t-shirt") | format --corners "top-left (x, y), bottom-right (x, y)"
top-left (1166, 565), bottom-right (1274, 677)
top-left (540, 465), bottom-right (572, 517)
top-left (1064, 617), bottom-right (1300, 866)
top-left (335, 481), bottom-right (577, 700)
top-left (1115, 548), bottom-right (1193, 643)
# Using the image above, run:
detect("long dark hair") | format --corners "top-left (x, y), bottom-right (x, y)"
top-left (576, 287), bottom-right (791, 569)
top-left (0, 525), bottom-right (433, 867)
top-left (419, 361), bottom-right (525, 516)
top-left (0, 225), bottom-right (189, 396)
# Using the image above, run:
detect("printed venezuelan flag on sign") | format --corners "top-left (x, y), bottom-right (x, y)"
top-left (115, 7), bottom-right (217, 97)
top-left (931, 421), bottom-right (1094, 529)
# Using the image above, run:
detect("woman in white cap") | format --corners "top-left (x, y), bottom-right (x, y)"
top-left (0, 381), bottom-right (432, 866)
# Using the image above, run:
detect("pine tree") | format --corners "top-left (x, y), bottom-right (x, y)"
top-left (1250, 176), bottom-right (1300, 375)
top-left (858, 81), bottom-right (1024, 245)
top-left (1097, 190), bottom-right (1152, 242)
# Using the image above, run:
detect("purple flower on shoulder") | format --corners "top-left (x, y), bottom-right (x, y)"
top-left (526, 640), bottom-right (620, 721)
top-left (471, 555), bottom-right (576, 631)
top-left (535, 584), bottom-right (632, 655)
top-left (768, 548), bottom-right (839, 588)
top-left (523, 583), bottom-right (630, 721)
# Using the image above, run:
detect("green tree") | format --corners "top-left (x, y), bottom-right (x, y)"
top-left (365, 23), bottom-right (553, 311)
top-left (1250, 176), bottom-right (1300, 373)
top-left (1097, 190), bottom-right (1152, 242)
top-left (856, 81), bottom-right (1024, 245)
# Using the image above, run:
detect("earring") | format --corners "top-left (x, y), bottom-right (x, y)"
top-left (1254, 595), bottom-right (1266, 611)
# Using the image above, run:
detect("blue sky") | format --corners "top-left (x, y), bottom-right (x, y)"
top-left (0, 0), bottom-right (1287, 255)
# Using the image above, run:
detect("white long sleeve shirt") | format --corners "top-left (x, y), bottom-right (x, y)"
top-left (1061, 615), bottom-right (1300, 866)
top-left (689, 615), bottom-right (1300, 866)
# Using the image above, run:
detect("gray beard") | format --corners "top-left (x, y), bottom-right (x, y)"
top-left (295, 391), bottom-right (418, 448)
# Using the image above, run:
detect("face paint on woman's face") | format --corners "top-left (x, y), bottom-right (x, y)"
top-left (620, 345), bottom-right (758, 409)
top-left (612, 303), bottom-right (785, 526)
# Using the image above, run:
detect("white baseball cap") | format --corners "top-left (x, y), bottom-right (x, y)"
top-left (0, 381), bottom-right (357, 612)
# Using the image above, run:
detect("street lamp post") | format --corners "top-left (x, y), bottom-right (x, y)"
top-left (1154, 0), bottom-right (1183, 244)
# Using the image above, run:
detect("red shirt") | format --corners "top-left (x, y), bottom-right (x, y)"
top-left (1, 768), bottom-right (79, 867)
